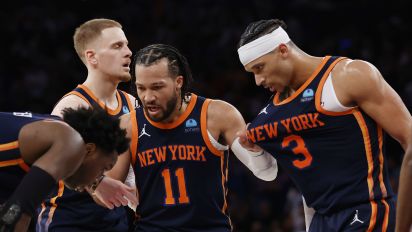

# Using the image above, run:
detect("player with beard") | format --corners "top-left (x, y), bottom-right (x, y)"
top-left (92, 44), bottom-right (278, 232)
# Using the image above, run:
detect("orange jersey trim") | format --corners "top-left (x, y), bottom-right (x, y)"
top-left (220, 155), bottom-right (228, 214)
top-left (377, 126), bottom-right (388, 198)
top-left (200, 99), bottom-right (224, 157)
top-left (121, 90), bottom-right (134, 110)
top-left (62, 91), bottom-right (92, 106)
top-left (46, 180), bottom-right (65, 227)
top-left (0, 158), bottom-right (25, 168)
top-left (130, 110), bottom-right (138, 167)
top-left (381, 199), bottom-right (390, 232)
top-left (378, 127), bottom-right (390, 232)
top-left (0, 141), bottom-right (19, 151)
top-left (0, 141), bottom-right (29, 172)
top-left (353, 111), bottom-right (377, 231)
top-left (367, 200), bottom-right (378, 232)
top-left (314, 57), bottom-right (358, 116)
top-left (353, 111), bottom-right (375, 199)
top-left (273, 56), bottom-right (330, 106)
top-left (77, 85), bottom-right (122, 115)
top-left (144, 94), bottom-right (198, 129)
top-left (18, 162), bottom-right (30, 172)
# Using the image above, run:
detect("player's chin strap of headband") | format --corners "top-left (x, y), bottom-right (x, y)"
top-left (237, 27), bottom-right (290, 66)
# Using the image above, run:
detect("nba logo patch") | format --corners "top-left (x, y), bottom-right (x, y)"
top-left (185, 118), bottom-right (200, 133)
top-left (13, 112), bottom-right (33, 118)
top-left (301, 89), bottom-right (314, 102)
top-left (122, 106), bottom-right (130, 114)
top-left (185, 119), bottom-right (197, 127)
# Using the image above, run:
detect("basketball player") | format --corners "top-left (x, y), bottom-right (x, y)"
top-left (93, 44), bottom-right (278, 231)
top-left (236, 19), bottom-right (412, 231)
top-left (37, 18), bottom-right (138, 232)
top-left (0, 107), bottom-right (129, 232)
top-left (396, 145), bottom-right (412, 232)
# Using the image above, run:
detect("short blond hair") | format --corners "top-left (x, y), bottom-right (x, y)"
top-left (73, 18), bottom-right (122, 62)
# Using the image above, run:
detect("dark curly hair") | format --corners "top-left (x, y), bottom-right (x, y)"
top-left (132, 44), bottom-right (193, 105)
top-left (61, 107), bottom-right (130, 154)
top-left (238, 19), bottom-right (288, 48)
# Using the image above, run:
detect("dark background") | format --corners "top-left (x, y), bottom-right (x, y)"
top-left (1, 1), bottom-right (411, 231)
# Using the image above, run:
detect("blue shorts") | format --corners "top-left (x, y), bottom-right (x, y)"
top-left (309, 198), bottom-right (395, 232)
top-left (36, 201), bottom-right (128, 232)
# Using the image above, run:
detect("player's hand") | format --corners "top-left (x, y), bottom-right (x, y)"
top-left (236, 123), bottom-right (263, 153)
top-left (92, 177), bottom-right (138, 210)
top-left (125, 185), bottom-right (138, 212)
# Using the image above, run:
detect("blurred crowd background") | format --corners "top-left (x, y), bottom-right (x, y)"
top-left (1, 1), bottom-right (411, 231)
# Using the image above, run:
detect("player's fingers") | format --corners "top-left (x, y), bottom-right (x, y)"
top-left (122, 189), bottom-right (138, 206)
top-left (238, 136), bottom-right (255, 150)
top-left (93, 191), bottom-right (114, 209)
top-left (235, 130), bottom-right (245, 138)
top-left (113, 193), bottom-right (127, 207)
top-left (123, 184), bottom-right (135, 192)
top-left (237, 133), bottom-right (247, 143)
top-left (123, 195), bottom-right (138, 210)
top-left (90, 193), bottom-right (107, 208)
top-left (122, 185), bottom-right (137, 196)
top-left (112, 199), bottom-right (122, 208)
top-left (101, 198), bottom-right (114, 209)
top-left (119, 195), bottom-right (129, 206)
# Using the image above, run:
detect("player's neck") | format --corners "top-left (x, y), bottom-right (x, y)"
top-left (290, 54), bottom-right (323, 91)
top-left (163, 96), bottom-right (188, 124)
top-left (82, 76), bottom-right (119, 105)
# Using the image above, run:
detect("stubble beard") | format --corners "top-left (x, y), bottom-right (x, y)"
top-left (145, 92), bottom-right (178, 122)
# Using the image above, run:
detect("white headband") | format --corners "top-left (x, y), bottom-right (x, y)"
top-left (237, 27), bottom-right (290, 66)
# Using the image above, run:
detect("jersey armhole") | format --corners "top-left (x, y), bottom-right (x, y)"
top-left (130, 110), bottom-right (139, 167)
top-left (315, 57), bottom-right (358, 116)
top-left (200, 99), bottom-right (224, 157)
top-left (53, 91), bottom-right (92, 110)
top-left (207, 130), bottom-right (229, 151)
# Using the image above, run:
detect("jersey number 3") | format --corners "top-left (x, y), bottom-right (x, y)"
top-left (282, 135), bottom-right (313, 169)
top-left (161, 168), bottom-right (190, 205)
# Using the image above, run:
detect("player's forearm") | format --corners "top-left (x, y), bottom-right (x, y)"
top-left (0, 166), bottom-right (56, 231)
top-left (105, 151), bottom-right (131, 183)
top-left (396, 151), bottom-right (412, 232)
top-left (231, 137), bottom-right (278, 181)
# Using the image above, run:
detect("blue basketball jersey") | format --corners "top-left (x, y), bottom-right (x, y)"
top-left (0, 112), bottom-right (59, 204)
top-left (247, 56), bottom-right (394, 220)
top-left (130, 94), bottom-right (231, 232)
top-left (37, 84), bottom-right (134, 232)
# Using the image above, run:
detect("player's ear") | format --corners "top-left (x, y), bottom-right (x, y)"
top-left (85, 50), bottom-right (97, 65)
top-left (175, 75), bottom-right (184, 89)
top-left (85, 143), bottom-right (97, 157)
top-left (278, 43), bottom-right (289, 57)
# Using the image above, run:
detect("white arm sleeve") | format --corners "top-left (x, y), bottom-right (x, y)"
top-left (231, 137), bottom-right (278, 181)
top-left (124, 165), bottom-right (138, 211)
top-left (303, 196), bottom-right (315, 232)
top-left (124, 165), bottom-right (136, 187)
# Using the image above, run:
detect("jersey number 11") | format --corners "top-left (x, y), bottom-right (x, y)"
top-left (161, 168), bottom-right (190, 205)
